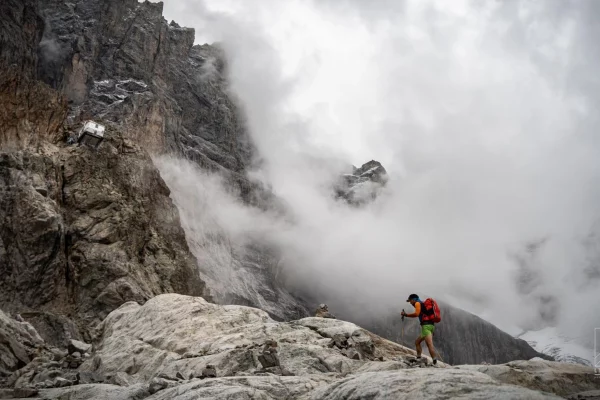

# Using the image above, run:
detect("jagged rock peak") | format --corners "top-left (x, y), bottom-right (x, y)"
top-left (335, 160), bottom-right (389, 205)
top-left (353, 160), bottom-right (388, 183)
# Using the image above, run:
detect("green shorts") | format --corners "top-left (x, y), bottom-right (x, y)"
top-left (420, 324), bottom-right (435, 338)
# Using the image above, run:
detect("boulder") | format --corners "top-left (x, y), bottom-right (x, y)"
top-left (0, 309), bottom-right (47, 377)
top-left (200, 365), bottom-right (217, 379)
top-left (68, 340), bottom-right (91, 356)
top-left (258, 352), bottom-right (280, 369)
top-left (343, 348), bottom-right (361, 360)
top-left (49, 348), bottom-right (68, 362)
top-left (9, 356), bottom-right (79, 390)
top-left (315, 304), bottom-right (337, 319)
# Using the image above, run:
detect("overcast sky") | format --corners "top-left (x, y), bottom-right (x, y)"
top-left (158, 0), bottom-right (600, 350)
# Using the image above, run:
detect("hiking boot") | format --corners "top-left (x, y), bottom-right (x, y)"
top-left (409, 357), bottom-right (428, 366)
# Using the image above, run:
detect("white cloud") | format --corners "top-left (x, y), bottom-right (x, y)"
top-left (159, 0), bottom-right (600, 347)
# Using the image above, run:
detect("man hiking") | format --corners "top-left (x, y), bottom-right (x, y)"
top-left (401, 293), bottom-right (439, 365)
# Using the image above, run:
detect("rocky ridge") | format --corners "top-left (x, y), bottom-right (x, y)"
top-left (0, 294), bottom-right (597, 399)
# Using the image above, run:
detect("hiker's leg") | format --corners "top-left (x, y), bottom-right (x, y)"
top-left (415, 336), bottom-right (424, 357)
top-left (415, 324), bottom-right (429, 357)
top-left (424, 333), bottom-right (438, 359)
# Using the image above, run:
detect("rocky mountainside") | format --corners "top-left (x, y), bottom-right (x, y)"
top-left (32, 0), bottom-right (308, 321)
top-left (35, 0), bottom-right (258, 197)
top-left (155, 157), bottom-right (309, 322)
top-left (0, 139), bottom-right (207, 342)
top-left (2, 0), bottom-right (304, 328)
top-left (0, 294), bottom-right (598, 399)
top-left (0, 0), bottom-right (66, 147)
top-left (0, 0), bottom-right (207, 341)
top-left (0, 0), bottom-right (554, 372)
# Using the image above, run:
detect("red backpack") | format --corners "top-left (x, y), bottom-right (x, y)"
top-left (421, 298), bottom-right (441, 323)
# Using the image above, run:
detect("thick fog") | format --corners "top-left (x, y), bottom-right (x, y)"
top-left (158, 0), bottom-right (600, 349)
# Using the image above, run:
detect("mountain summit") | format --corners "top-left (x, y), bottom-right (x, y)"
top-left (335, 160), bottom-right (388, 205)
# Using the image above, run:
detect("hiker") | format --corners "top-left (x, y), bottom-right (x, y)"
top-left (401, 293), bottom-right (439, 365)
top-left (315, 304), bottom-right (336, 319)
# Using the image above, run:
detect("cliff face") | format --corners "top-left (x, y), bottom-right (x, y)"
top-left (1, 0), bottom-right (303, 336)
top-left (0, 0), bottom-right (206, 340)
top-left (36, 0), bottom-right (253, 183)
top-left (0, 0), bottom-right (67, 147)
top-left (30, 0), bottom-right (304, 320)
top-left (0, 140), bottom-right (207, 340)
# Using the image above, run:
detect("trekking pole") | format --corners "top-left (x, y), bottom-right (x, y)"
top-left (401, 309), bottom-right (405, 342)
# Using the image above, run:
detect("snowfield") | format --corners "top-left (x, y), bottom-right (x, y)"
top-left (517, 327), bottom-right (593, 366)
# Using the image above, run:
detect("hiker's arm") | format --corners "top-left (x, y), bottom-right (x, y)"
top-left (402, 302), bottom-right (420, 318)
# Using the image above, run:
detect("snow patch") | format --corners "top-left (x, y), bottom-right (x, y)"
top-left (517, 327), bottom-right (593, 366)
top-left (359, 166), bottom-right (382, 177)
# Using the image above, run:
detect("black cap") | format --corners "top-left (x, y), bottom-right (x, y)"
top-left (406, 294), bottom-right (419, 302)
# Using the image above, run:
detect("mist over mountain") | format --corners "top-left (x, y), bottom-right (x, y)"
top-left (159, 0), bottom-right (600, 350)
